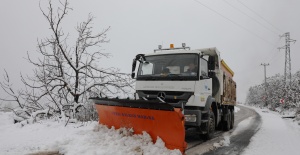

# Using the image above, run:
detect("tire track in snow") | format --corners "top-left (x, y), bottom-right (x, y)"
top-left (186, 105), bottom-right (261, 155)
top-left (203, 105), bottom-right (261, 155)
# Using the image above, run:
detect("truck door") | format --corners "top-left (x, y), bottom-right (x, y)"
top-left (193, 58), bottom-right (212, 107)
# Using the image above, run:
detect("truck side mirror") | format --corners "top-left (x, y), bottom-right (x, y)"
top-left (131, 59), bottom-right (137, 79)
top-left (131, 72), bottom-right (136, 79)
top-left (208, 56), bottom-right (215, 70)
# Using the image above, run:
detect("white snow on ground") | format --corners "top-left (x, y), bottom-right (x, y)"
top-left (0, 112), bottom-right (181, 155)
top-left (241, 106), bottom-right (300, 155)
top-left (2, 105), bottom-right (300, 155)
top-left (213, 135), bottom-right (230, 148)
top-left (234, 106), bottom-right (241, 113)
top-left (212, 105), bottom-right (300, 154)
top-left (232, 116), bottom-right (254, 136)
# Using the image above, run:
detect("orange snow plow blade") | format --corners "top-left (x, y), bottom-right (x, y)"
top-left (90, 98), bottom-right (187, 153)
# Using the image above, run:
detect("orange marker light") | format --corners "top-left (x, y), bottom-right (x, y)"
top-left (170, 44), bottom-right (174, 48)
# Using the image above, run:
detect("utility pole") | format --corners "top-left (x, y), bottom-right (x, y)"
top-left (261, 63), bottom-right (269, 106)
top-left (278, 32), bottom-right (296, 86)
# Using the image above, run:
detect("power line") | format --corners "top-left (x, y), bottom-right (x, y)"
top-left (192, 0), bottom-right (277, 46)
top-left (223, 0), bottom-right (279, 36)
top-left (262, 39), bottom-right (281, 63)
top-left (231, 38), bottom-right (280, 76)
top-left (267, 50), bottom-right (281, 64)
top-left (236, 0), bottom-right (283, 34)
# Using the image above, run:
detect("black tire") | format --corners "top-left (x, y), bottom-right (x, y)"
top-left (203, 111), bottom-right (215, 140)
top-left (223, 110), bottom-right (231, 131)
top-left (230, 109), bottom-right (234, 129)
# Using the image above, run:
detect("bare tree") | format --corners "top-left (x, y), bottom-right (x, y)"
top-left (1, 0), bottom-right (134, 123)
top-left (0, 70), bottom-right (50, 123)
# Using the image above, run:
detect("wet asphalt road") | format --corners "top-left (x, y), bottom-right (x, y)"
top-left (186, 105), bottom-right (261, 155)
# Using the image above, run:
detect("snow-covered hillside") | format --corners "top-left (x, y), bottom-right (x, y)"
top-left (0, 112), bottom-right (180, 155)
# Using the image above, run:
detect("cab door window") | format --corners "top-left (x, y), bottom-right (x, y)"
top-left (200, 58), bottom-right (208, 78)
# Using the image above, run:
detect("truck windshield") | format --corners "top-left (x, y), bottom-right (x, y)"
top-left (137, 54), bottom-right (199, 81)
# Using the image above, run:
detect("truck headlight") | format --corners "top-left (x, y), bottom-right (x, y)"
top-left (184, 114), bottom-right (197, 122)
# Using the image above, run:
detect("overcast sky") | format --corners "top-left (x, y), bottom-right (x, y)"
top-left (0, 0), bottom-right (299, 102)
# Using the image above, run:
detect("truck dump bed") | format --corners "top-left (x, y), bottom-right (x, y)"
top-left (220, 60), bottom-right (236, 105)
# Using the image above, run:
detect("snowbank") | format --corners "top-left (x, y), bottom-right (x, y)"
top-left (0, 112), bottom-right (181, 155)
top-left (0, 111), bottom-right (14, 126)
top-left (234, 106), bottom-right (241, 113)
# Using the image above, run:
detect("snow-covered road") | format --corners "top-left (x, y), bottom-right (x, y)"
top-left (201, 105), bottom-right (261, 155)
top-left (190, 105), bottom-right (300, 155)
top-left (241, 106), bottom-right (300, 155)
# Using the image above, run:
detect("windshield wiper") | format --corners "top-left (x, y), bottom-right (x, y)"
top-left (140, 75), bottom-right (158, 81)
top-left (166, 74), bottom-right (188, 80)
top-left (168, 74), bottom-right (180, 77)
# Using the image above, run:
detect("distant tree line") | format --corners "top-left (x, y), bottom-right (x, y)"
top-left (246, 70), bottom-right (300, 113)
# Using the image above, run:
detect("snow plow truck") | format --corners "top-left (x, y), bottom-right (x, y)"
top-left (89, 44), bottom-right (236, 154)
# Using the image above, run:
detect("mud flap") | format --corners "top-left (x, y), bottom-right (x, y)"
top-left (90, 98), bottom-right (187, 153)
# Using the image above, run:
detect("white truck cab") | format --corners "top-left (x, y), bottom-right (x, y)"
top-left (131, 44), bottom-right (236, 138)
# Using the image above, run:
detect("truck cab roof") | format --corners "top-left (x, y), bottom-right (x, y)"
top-left (145, 47), bottom-right (220, 57)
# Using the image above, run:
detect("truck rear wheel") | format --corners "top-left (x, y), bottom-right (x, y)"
top-left (223, 111), bottom-right (231, 131)
top-left (203, 111), bottom-right (215, 140)
top-left (230, 109), bottom-right (234, 129)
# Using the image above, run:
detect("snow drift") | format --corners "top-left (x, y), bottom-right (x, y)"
top-left (0, 112), bottom-right (181, 155)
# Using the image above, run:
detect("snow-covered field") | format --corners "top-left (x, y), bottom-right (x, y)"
top-left (0, 112), bottom-right (180, 155)
top-left (1, 105), bottom-right (300, 155)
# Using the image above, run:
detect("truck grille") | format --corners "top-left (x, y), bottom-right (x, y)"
top-left (137, 91), bottom-right (193, 103)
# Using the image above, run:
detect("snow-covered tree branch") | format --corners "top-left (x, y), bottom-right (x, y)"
top-left (0, 0), bottom-right (134, 124)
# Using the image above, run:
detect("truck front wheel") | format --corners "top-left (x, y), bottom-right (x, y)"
top-left (203, 111), bottom-right (215, 140)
